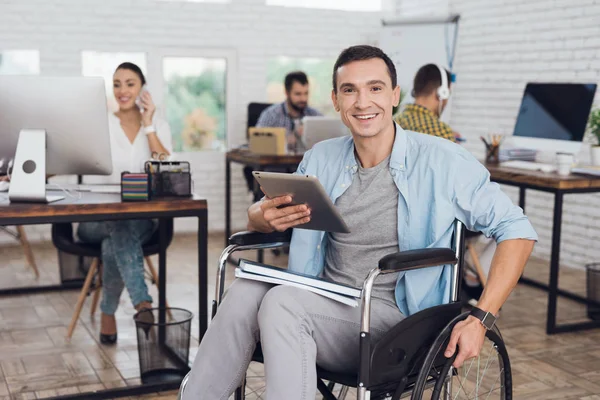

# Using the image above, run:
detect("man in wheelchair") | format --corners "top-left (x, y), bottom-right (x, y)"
top-left (182, 45), bottom-right (537, 399)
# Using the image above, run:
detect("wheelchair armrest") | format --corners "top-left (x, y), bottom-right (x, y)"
top-left (378, 248), bottom-right (457, 273)
top-left (229, 230), bottom-right (292, 246)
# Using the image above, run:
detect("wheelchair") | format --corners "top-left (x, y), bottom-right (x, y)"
top-left (179, 221), bottom-right (511, 400)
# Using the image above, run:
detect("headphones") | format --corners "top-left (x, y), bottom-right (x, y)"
top-left (435, 64), bottom-right (450, 101)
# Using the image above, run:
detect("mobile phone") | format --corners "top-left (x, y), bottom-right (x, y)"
top-left (136, 85), bottom-right (148, 113)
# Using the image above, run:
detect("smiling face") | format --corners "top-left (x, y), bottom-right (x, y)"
top-left (113, 68), bottom-right (143, 112)
top-left (332, 58), bottom-right (400, 140)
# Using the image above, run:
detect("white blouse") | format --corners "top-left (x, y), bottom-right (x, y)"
top-left (84, 113), bottom-right (173, 184)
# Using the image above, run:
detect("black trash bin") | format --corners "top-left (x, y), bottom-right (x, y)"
top-left (586, 263), bottom-right (600, 321)
top-left (134, 307), bottom-right (193, 384)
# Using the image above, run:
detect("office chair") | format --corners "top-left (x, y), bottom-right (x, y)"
top-left (51, 220), bottom-right (175, 339)
top-left (178, 220), bottom-right (512, 400)
top-left (247, 102), bottom-right (273, 133)
top-left (243, 102), bottom-right (274, 194)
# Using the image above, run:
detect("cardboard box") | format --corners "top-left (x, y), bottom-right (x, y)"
top-left (248, 127), bottom-right (287, 155)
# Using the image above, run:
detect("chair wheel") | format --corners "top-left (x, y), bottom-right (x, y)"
top-left (411, 312), bottom-right (512, 400)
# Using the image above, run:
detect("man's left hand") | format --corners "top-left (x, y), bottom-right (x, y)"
top-left (444, 315), bottom-right (486, 368)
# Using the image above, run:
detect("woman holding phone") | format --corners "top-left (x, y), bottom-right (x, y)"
top-left (77, 62), bottom-right (172, 344)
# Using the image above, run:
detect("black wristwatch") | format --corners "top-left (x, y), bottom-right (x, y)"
top-left (469, 306), bottom-right (496, 330)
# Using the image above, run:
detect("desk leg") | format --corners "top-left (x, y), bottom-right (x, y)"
top-left (198, 210), bottom-right (208, 341)
top-left (225, 157), bottom-right (231, 248)
top-left (519, 187), bottom-right (526, 211)
top-left (158, 218), bottom-right (167, 344)
top-left (547, 192), bottom-right (563, 334)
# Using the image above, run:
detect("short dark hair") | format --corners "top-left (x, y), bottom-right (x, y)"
top-left (412, 64), bottom-right (451, 97)
top-left (332, 45), bottom-right (397, 93)
top-left (115, 62), bottom-right (146, 85)
top-left (284, 71), bottom-right (309, 92)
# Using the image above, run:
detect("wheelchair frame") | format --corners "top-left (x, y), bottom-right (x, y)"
top-left (207, 221), bottom-right (468, 400)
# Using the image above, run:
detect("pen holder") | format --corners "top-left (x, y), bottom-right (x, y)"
top-left (144, 161), bottom-right (192, 198)
top-left (485, 145), bottom-right (500, 164)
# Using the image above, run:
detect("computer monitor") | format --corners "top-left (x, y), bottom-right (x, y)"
top-left (303, 116), bottom-right (350, 149)
top-left (507, 82), bottom-right (597, 155)
top-left (0, 76), bottom-right (112, 202)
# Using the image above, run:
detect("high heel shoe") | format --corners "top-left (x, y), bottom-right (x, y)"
top-left (100, 313), bottom-right (117, 345)
top-left (135, 307), bottom-right (155, 340)
top-left (100, 332), bottom-right (117, 345)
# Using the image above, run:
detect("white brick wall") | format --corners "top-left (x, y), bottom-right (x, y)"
top-left (398, 0), bottom-right (600, 268)
top-left (0, 0), bottom-right (384, 244)
top-left (4, 0), bottom-right (599, 270)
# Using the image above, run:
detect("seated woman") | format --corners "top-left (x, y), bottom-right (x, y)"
top-left (78, 62), bottom-right (172, 344)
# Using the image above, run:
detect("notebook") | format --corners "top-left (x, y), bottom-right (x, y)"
top-left (236, 259), bottom-right (361, 307)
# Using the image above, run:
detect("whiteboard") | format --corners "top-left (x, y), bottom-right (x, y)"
top-left (379, 18), bottom-right (459, 123)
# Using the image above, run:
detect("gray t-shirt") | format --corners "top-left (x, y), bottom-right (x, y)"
top-left (323, 154), bottom-right (400, 305)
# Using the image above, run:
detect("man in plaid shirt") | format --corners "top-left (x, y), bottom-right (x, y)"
top-left (395, 64), bottom-right (460, 143)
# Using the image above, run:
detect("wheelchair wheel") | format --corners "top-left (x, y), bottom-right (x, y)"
top-left (411, 312), bottom-right (511, 400)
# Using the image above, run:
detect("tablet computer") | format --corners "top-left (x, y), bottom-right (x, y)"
top-left (252, 171), bottom-right (350, 233)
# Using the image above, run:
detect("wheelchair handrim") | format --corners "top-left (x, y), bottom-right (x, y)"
top-left (411, 312), bottom-right (512, 400)
top-left (430, 332), bottom-right (509, 399)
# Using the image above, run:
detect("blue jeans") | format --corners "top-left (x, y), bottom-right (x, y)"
top-left (77, 220), bottom-right (156, 315)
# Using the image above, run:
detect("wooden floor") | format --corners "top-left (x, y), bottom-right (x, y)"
top-left (1, 233), bottom-right (600, 399)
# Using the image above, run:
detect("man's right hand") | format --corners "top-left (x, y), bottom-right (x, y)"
top-left (248, 194), bottom-right (311, 233)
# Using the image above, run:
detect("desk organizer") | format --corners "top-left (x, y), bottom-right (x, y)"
top-left (121, 172), bottom-right (150, 201)
top-left (144, 161), bottom-right (192, 199)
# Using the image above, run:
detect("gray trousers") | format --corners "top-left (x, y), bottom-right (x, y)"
top-left (183, 279), bottom-right (404, 400)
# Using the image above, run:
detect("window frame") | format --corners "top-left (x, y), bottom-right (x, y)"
top-left (151, 48), bottom-right (237, 152)
top-left (0, 49), bottom-right (40, 75)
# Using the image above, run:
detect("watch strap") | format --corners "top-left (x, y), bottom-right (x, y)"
top-left (470, 306), bottom-right (496, 330)
top-left (143, 125), bottom-right (157, 135)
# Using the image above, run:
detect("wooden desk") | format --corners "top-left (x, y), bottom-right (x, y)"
top-left (486, 163), bottom-right (600, 334)
top-left (0, 192), bottom-right (208, 399)
top-left (225, 149), bottom-right (303, 258)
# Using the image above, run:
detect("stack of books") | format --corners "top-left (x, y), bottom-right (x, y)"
top-left (499, 148), bottom-right (537, 162)
top-left (571, 166), bottom-right (600, 177)
top-left (235, 259), bottom-right (362, 307)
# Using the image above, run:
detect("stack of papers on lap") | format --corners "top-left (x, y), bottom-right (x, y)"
top-left (235, 259), bottom-right (361, 307)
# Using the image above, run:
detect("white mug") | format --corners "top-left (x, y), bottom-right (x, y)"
top-left (556, 152), bottom-right (574, 176)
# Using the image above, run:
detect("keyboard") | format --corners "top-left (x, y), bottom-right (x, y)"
top-left (500, 160), bottom-right (556, 173)
top-left (77, 184), bottom-right (121, 194)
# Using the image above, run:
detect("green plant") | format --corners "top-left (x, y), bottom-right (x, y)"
top-left (588, 108), bottom-right (600, 146)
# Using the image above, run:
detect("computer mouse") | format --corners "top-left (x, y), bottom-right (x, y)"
top-left (0, 181), bottom-right (9, 192)
top-left (540, 165), bottom-right (555, 173)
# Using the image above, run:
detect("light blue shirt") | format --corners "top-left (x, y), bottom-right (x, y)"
top-left (287, 124), bottom-right (538, 316)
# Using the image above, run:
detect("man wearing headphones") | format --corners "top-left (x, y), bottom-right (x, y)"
top-left (395, 64), bottom-right (460, 142)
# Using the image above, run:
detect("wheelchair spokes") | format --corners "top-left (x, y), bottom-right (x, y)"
top-left (411, 312), bottom-right (511, 400)
top-left (418, 335), bottom-right (508, 400)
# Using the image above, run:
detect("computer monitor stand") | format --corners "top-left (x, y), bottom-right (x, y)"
top-left (8, 129), bottom-right (64, 203)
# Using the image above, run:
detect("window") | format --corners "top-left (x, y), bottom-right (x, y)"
top-left (0, 50), bottom-right (39, 75)
top-left (81, 51), bottom-right (147, 112)
top-left (163, 57), bottom-right (227, 152)
top-left (267, 57), bottom-right (335, 116)
top-left (266, 0), bottom-right (382, 12)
